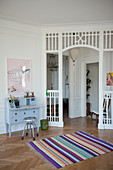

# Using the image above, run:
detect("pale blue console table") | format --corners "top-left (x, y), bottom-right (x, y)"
top-left (5, 97), bottom-right (40, 137)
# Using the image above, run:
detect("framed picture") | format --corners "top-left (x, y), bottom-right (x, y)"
top-left (7, 58), bottom-right (31, 94)
top-left (106, 72), bottom-right (113, 86)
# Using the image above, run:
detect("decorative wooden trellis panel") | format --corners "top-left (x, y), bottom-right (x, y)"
top-left (46, 90), bottom-right (59, 124)
top-left (46, 31), bottom-right (100, 52)
top-left (62, 31), bottom-right (100, 50)
top-left (46, 33), bottom-right (59, 51)
top-left (103, 30), bottom-right (113, 50)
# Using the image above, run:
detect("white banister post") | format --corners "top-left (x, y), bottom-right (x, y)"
top-left (59, 33), bottom-right (64, 127)
top-left (98, 30), bottom-right (104, 129)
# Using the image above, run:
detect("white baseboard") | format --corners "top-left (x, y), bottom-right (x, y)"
top-left (49, 121), bottom-right (64, 127)
top-left (69, 114), bottom-right (83, 119)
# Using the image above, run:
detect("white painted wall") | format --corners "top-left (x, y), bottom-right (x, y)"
top-left (0, 19), bottom-right (45, 134)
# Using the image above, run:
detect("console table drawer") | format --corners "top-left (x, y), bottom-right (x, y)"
top-left (11, 117), bottom-right (24, 124)
top-left (10, 110), bottom-right (29, 117)
top-left (10, 109), bottom-right (38, 124)
top-left (27, 109), bottom-right (38, 115)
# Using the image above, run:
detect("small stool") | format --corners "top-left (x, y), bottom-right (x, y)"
top-left (21, 117), bottom-right (39, 140)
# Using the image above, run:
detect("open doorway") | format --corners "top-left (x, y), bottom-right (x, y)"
top-left (46, 53), bottom-right (59, 123)
top-left (47, 53), bottom-right (58, 90)
top-left (86, 63), bottom-right (99, 117)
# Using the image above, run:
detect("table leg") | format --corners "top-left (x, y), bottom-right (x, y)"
top-left (9, 124), bottom-right (11, 138)
top-left (36, 119), bottom-right (39, 136)
top-left (29, 123), bottom-right (31, 137)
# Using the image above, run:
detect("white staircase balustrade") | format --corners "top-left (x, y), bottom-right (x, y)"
top-left (46, 90), bottom-right (59, 125)
top-left (103, 91), bottom-right (113, 129)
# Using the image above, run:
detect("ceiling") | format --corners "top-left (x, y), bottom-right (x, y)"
top-left (0, 0), bottom-right (113, 26)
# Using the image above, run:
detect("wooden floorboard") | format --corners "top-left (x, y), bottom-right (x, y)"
top-left (0, 116), bottom-right (113, 170)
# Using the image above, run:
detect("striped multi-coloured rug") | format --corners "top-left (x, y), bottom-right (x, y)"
top-left (28, 131), bottom-right (113, 169)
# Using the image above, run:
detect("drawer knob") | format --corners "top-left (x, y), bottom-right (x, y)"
top-left (15, 113), bottom-right (17, 115)
top-left (24, 112), bottom-right (26, 114)
top-left (33, 111), bottom-right (35, 113)
top-left (15, 119), bottom-right (17, 122)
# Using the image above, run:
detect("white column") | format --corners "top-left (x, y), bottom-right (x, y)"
top-left (59, 33), bottom-right (64, 127)
top-left (98, 30), bottom-right (104, 129)
top-left (81, 62), bottom-right (86, 117)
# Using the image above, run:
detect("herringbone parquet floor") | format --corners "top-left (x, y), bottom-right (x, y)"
top-left (0, 116), bottom-right (113, 170)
